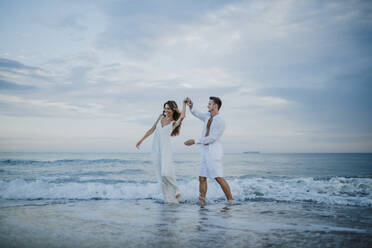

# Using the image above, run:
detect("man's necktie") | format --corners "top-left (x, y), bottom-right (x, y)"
top-left (205, 116), bottom-right (213, 136)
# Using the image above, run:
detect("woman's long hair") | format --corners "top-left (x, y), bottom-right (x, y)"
top-left (163, 100), bottom-right (182, 136)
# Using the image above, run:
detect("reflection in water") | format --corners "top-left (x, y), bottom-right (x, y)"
top-left (154, 203), bottom-right (181, 246)
top-left (195, 206), bottom-right (232, 247)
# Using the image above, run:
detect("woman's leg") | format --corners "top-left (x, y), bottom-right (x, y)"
top-left (161, 176), bottom-right (179, 203)
top-left (163, 176), bottom-right (180, 197)
top-left (161, 176), bottom-right (171, 203)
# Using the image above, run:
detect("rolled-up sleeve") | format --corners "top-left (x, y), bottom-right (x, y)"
top-left (195, 118), bottom-right (225, 145)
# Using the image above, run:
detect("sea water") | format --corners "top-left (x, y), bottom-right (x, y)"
top-left (0, 152), bottom-right (371, 247)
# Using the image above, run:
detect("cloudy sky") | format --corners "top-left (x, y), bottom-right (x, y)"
top-left (0, 0), bottom-right (371, 153)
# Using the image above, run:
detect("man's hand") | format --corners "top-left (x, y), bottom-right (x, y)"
top-left (184, 139), bottom-right (195, 146)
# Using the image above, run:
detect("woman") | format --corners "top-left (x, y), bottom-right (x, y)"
top-left (136, 99), bottom-right (187, 203)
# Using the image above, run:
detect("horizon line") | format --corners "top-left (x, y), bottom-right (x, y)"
top-left (0, 151), bottom-right (371, 154)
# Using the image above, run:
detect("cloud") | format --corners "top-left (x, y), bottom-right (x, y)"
top-left (33, 10), bottom-right (88, 32)
top-left (0, 57), bottom-right (38, 70)
top-left (0, 0), bottom-right (371, 152)
top-left (0, 93), bottom-right (108, 118)
top-left (96, 0), bottom-right (242, 56)
top-left (0, 79), bottom-right (37, 91)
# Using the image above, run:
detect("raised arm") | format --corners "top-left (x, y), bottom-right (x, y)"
top-left (136, 114), bottom-right (163, 149)
top-left (173, 100), bottom-right (187, 129)
top-left (186, 98), bottom-right (208, 121)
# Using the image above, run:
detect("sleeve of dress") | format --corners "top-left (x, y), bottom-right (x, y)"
top-left (190, 106), bottom-right (209, 121)
top-left (195, 118), bottom-right (225, 145)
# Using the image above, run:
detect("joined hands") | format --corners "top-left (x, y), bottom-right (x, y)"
top-left (184, 97), bottom-right (193, 108)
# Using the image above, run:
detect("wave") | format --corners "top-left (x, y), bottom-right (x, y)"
top-left (75, 169), bottom-right (145, 177)
top-left (0, 177), bottom-right (371, 207)
top-left (229, 177), bottom-right (372, 207)
top-left (0, 159), bottom-right (151, 166)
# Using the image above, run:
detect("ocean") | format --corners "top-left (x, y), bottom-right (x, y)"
top-left (0, 152), bottom-right (371, 247)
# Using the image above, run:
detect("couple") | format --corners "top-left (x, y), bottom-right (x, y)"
top-left (136, 96), bottom-right (234, 205)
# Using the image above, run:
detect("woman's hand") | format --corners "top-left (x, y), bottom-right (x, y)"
top-left (136, 140), bottom-right (142, 149)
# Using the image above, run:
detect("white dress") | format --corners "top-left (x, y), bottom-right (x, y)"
top-left (151, 118), bottom-right (180, 203)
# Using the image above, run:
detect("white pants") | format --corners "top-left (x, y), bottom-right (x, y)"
top-left (161, 176), bottom-right (180, 204)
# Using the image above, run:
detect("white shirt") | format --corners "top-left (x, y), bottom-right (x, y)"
top-left (190, 106), bottom-right (226, 145)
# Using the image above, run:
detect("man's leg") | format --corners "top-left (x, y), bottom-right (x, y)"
top-left (199, 176), bottom-right (207, 203)
top-left (215, 177), bottom-right (233, 200)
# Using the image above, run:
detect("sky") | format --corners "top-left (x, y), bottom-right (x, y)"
top-left (0, 0), bottom-right (371, 153)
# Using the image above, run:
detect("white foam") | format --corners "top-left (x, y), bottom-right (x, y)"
top-left (0, 177), bottom-right (371, 206)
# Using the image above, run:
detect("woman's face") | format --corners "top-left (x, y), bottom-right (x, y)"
top-left (164, 104), bottom-right (174, 117)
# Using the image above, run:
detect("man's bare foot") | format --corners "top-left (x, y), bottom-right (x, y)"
top-left (198, 196), bottom-right (206, 207)
top-left (226, 199), bottom-right (238, 205)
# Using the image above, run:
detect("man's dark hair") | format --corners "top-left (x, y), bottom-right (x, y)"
top-left (209, 96), bottom-right (222, 110)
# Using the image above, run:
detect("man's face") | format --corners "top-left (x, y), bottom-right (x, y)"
top-left (207, 100), bottom-right (216, 112)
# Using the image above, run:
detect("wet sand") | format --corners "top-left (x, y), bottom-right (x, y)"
top-left (1, 199), bottom-right (371, 248)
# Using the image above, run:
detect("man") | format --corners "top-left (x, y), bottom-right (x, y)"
top-left (184, 96), bottom-right (234, 206)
